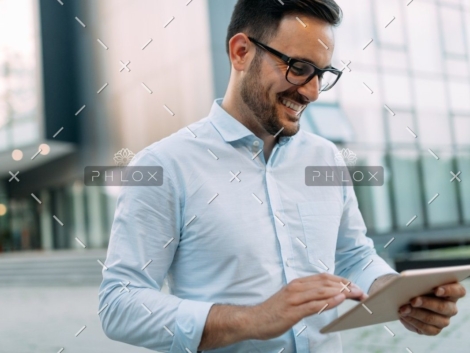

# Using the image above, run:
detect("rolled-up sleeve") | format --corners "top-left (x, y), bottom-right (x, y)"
top-left (331, 147), bottom-right (398, 294)
top-left (98, 148), bottom-right (215, 353)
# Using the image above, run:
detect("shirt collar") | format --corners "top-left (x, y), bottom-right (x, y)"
top-left (208, 98), bottom-right (293, 145)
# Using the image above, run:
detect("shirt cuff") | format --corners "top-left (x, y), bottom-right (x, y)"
top-left (170, 299), bottom-right (215, 353)
top-left (352, 256), bottom-right (399, 295)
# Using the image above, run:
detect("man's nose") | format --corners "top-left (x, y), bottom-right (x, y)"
top-left (297, 75), bottom-right (320, 102)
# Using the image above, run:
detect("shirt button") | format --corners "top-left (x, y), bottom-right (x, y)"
top-left (253, 140), bottom-right (260, 147)
top-left (286, 259), bottom-right (292, 267)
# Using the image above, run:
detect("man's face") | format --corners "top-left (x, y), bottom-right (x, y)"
top-left (240, 14), bottom-right (335, 137)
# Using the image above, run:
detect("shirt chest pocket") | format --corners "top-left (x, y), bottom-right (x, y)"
top-left (297, 200), bottom-right (343, 271)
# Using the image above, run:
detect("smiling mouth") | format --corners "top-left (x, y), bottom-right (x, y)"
top-left (279, 98), bottom-right (306, 117)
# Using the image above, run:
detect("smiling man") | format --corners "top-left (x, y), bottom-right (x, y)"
top-left (98, 1), bottom-right (466, 352)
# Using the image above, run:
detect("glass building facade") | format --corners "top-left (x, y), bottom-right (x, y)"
top-left (0, 0), bottom-right (43, 152)
top-left (330, 0), bottom-right (470, 236)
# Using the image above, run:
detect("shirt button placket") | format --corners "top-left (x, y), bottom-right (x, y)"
top-left (265, 165), bottom-right (293, 281)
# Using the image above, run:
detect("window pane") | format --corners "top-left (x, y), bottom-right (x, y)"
top-left (354, 151), bottom-right (393, 234)
top-left (375, 0), bottom-right (405, 47)
top-left (457, 152), bottom-right (470, 224)
top-left (303, 105), bottom-right (354, 143)
top-left (414, 78), bottom-right (447, 113)
top-left (465, 8), bottom-right (470, 47)
top-left (448, 81), bottom-right (470, 113)
top-left (0, 92), bottom-right (7, 125)
top-left (389, 111), bottom-right (417, 144)
top-left (0, 0), bottom-right (41, 149)
top-left (446, 58), bottom-right (469, 79)
top-left (422, 154), bottom-right (460, 227)
top-left (342, 71), bottom-right (380, 104)
top-left (0, 128), bottom-right (8, 150)
top-left (440, 0), bottom-right (461, 6)
top-left (380, 49), bottom-right (408, 71)
top-left (383, 74), bottom-right (412, 109)
top-left (454, 116), bottom-right (470, 145)
top-left (406, 2), bottom-right (443, 74)
top-left (335, 0), bottom-right (377, 68)
top-left (416, 113), bottom-right (452, 147)
top-left (10, 75), bottom-right (38, 121)
top-left (11, 120), bottom-right (39, 147)
top-left (340, 104), bottom-right (384, 145)
top-left (390, 151), bottom-right (425, 230)
top-left (339, 71), bottom-right (385, 144)
top-left (441, 8), bottom-right (466, 56)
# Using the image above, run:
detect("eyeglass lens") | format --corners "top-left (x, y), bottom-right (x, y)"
top-left (287, 62), bottom-right (338, 91)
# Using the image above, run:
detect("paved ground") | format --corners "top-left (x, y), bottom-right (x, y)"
top-left (1, 279), bottom-right (470, 353)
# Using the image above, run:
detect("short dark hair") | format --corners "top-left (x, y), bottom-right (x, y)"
top-left (226, 0), bottom-right (342, 55)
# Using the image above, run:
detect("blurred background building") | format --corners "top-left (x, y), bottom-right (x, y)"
top-left (0, 0), bottom-right (469, 269)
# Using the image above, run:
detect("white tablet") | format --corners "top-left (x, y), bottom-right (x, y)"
top-left (320, 264), bottom-right (470, 333)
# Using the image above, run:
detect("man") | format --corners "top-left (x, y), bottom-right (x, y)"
top-left (98, 0), bottom-right (466, 352)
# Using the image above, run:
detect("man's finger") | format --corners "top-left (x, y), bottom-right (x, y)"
top-left (293, 284), bottom-right (364, 305)
top-left (434, 282), bottom-right (467, 300)
top-left (399, 318), bottom-right (421, 334)
top-left (353, 292), bottom-right (368, 302)
top-left (408, 296), bottom-right (458, 317)
top-left (298, 292), bottom-right (346, 317)
top-left (399, 315), bottom-right (442, 336)
top-left (400, 306), bottom-right (450, 329)
top-left (295, 276), bottom-right (361, 294)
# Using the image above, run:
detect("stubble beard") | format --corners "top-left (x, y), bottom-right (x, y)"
top-left (240, 53), bottom-right (301, 137)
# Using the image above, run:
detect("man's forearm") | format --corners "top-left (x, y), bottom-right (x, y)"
top-left (368, 273), bottom-right (400, 296)
top-left (198, 304), bottom-right (258, 351)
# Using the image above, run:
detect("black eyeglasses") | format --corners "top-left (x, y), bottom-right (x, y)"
top-left (248, 36), bottom-right (342, 92)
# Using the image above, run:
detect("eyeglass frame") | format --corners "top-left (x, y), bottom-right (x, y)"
top-left (247, 36), bottom-right (342, 91)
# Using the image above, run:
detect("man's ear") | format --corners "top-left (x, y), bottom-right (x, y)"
top-left (228, 33), bottom-right (252, 72)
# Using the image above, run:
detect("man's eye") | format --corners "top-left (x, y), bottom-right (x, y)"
top-left (290, 65), bottom-right (306, 76)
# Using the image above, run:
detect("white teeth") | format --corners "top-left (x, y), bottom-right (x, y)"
top-left (281, 99), bottom-right (304, 112)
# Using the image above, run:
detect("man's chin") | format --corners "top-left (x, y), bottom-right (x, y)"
top-left (266, 105), bottom-right (301, 137)
top-left (286, 114), bottom-right (300, 123)
top-left (277, 118), bottom-right (300, 137)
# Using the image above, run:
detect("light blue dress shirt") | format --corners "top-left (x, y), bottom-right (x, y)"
top-left (98, 98), bottom-right (398, 353)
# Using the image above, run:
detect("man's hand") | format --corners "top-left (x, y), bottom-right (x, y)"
top-left (198, 273), bottom-right (367, 350)
top-left (251, 273), bottom-right (367, 340)
top-left (398, 282), bottom-right (466, 335)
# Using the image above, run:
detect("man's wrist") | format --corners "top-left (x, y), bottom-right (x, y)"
top-left (234, 305), bottom-right (259, 341)
top-left (198, 304), bottom-right (259, 350)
